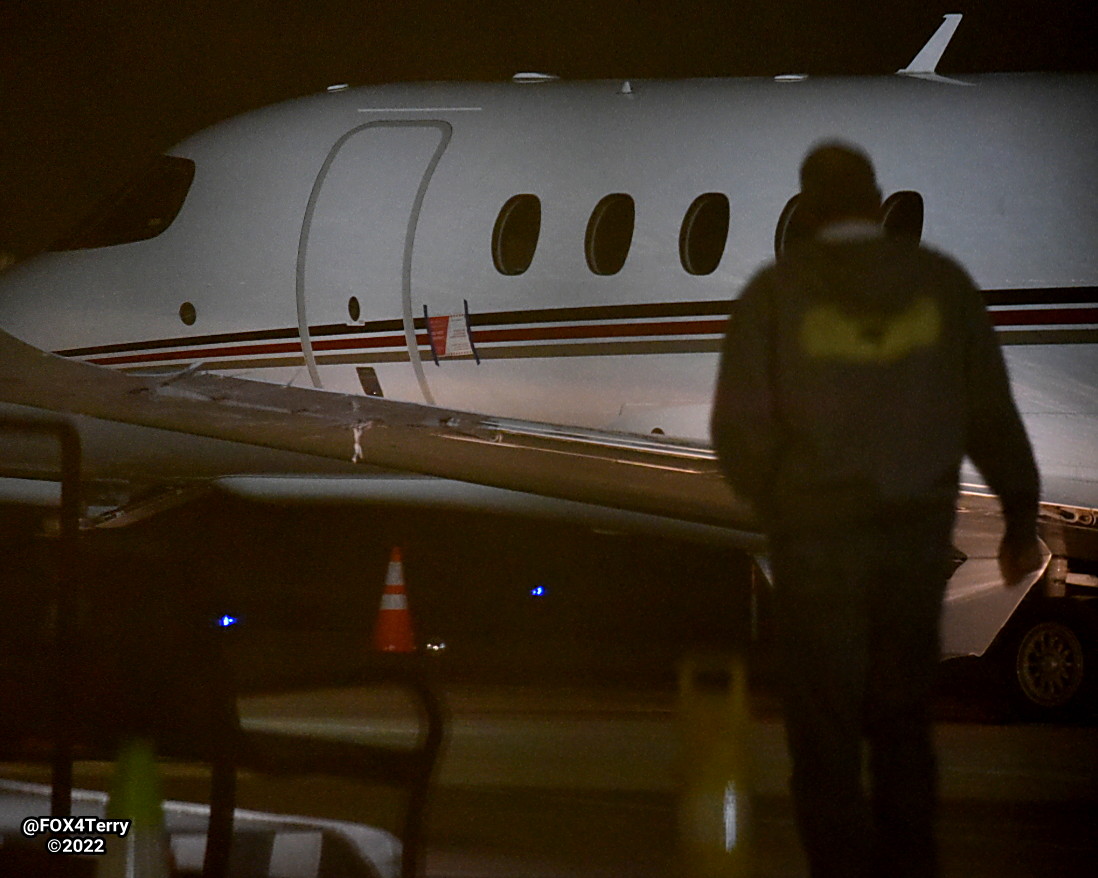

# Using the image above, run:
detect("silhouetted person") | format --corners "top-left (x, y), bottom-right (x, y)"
top-left (711, 142), bottom-right (1043, 878)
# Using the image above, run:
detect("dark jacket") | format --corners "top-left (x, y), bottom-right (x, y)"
top-left (710, 230), bottom-right (1039, 537)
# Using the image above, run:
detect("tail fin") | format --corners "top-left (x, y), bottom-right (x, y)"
top-left (898, 13), bottom-right (964, 78)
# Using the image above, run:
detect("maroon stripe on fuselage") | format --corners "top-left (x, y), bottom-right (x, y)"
top-left (65, 293), bottom-right (1098, 367)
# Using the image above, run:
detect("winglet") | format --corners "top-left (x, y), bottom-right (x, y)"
top-left (898, 13), bottom-right (963, 76)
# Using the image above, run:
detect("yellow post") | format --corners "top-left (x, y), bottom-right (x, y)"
top-left (96, 738), bottom-right (173, 878)
top-left (679, 653), bottom-right (753, 878)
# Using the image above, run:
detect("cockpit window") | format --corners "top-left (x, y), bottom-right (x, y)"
top-left (51, 155), bottom-right (196, 251)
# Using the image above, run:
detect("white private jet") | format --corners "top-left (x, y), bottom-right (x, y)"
top-left (0, 15), bottom-right (1095, 715)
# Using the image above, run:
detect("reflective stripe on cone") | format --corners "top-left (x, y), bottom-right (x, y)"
top-left (373, 546), bottom-right (416, 653)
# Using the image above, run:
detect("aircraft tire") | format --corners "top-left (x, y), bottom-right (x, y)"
top-left (996, 600), bottom-right (1097, 722)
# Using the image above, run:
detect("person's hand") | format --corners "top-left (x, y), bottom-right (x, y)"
top-left (998, 534), bottom-right (1044, 587)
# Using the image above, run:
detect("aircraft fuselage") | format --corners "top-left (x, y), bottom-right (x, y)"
top-left (1, 74), bottom-right (1095, 496)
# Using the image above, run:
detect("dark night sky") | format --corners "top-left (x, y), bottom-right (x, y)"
top-left (1, 1), bottom-right (1094, 259)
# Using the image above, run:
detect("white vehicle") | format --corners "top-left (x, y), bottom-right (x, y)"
top-left (1, 16), bottom-right (1095, 717)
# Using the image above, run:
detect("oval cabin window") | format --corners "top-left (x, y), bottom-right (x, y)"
top-left (680, 193), bottom-right (729, 275)
top-left (492, 194), bottom-right (541, 275)
top-left (774, 194), bottom-right (813, 259)
top-left (585, 193), bottom-right (635, 276)
top-left (882, 191), bottom-right (924, 242)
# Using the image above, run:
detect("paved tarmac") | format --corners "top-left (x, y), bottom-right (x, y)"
top-left (1, 681), bottom-right (1091, 876)
top-left (236, 683), bottom-right (1098, 877)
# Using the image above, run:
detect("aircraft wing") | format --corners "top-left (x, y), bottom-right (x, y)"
top-left (0, 326), bottom-right (757, 535)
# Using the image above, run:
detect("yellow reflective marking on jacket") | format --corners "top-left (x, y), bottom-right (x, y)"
top-left (799, 296), bottom-right (941, 363)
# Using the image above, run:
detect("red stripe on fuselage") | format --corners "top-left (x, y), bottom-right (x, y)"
top-left (76, 307), bottom-right (1098, 367)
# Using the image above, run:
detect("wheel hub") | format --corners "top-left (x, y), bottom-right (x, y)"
top-left (1016, 620), bottom-right (1085, 709)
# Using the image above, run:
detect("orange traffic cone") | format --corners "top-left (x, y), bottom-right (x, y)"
top-left (373, 547), bottom-right (416, 652)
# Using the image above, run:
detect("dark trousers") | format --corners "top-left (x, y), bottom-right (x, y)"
top-left (771, 506), bottom-right (954, 878)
